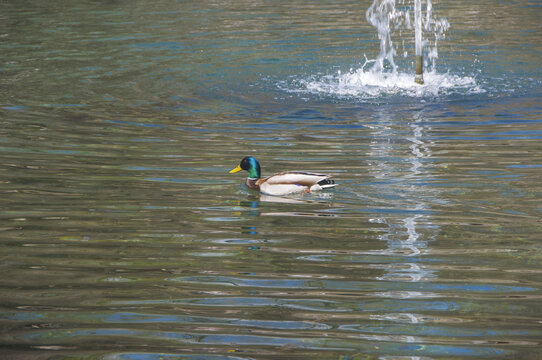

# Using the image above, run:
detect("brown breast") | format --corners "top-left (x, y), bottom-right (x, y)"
top-left (245, 178), bottom-right (260, 191)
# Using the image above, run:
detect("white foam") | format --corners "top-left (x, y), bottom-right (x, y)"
top-left (293, 64), bottom-right (484, 99)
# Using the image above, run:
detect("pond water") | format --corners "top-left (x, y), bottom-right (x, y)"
top-left (1, 0), bottom-right (541, 359)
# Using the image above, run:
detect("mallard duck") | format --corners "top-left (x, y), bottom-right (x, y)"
top-left (229, 156), bottom-right (337, 196)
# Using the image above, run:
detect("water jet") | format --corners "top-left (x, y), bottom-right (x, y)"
top-left (299, 0), bottom-right (480, 98)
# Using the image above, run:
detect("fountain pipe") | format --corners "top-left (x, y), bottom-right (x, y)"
top-left (415, 55), bottom-right (423, 84)
top-left (414, 0), bottom-right (424, 84)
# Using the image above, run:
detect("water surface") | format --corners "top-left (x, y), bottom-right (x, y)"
top-left (1, 0), bottom-right (541, 359)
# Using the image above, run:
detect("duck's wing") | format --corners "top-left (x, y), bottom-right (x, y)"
top-left (261, 171), bottom-right (330, 186)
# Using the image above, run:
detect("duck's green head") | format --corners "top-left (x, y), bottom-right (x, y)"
top-left (229, 156), bottom-right (261, 179)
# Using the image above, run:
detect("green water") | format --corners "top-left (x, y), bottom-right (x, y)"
top-left (1, 0), bottom-right (541, 359)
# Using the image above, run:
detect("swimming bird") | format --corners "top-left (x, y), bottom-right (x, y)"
top-left (229, 156), bottom-right (337, 196)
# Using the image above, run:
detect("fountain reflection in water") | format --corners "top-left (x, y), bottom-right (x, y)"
top-left (367, 108), bottom-right (439, 286)
top-left (361, 108), bottom-right (445, 356)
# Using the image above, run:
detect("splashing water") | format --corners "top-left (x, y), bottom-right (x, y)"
top-left (295, 0), bottom-right (483, 99)
top-left (365, 0), bottom-right (421, 74)
top-left (300, 66), bottom-right (482, 98)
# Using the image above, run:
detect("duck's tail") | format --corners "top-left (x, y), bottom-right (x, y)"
top-left (317, 178), bottom-right (337, 189)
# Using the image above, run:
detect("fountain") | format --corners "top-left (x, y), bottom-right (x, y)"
top-left (366, 0), bottom-right (448, 85)
top-left (295, 0), bottom-right (482, 98)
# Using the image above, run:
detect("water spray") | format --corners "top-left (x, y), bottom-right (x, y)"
top-left (299, 0), bottom-right (462, 97)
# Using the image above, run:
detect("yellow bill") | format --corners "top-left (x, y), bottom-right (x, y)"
top-left (229, 165), bottom-right (242, 173)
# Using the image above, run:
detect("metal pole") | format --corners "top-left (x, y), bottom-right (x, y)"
top-left (414, 0), bottom-right (424, 84)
